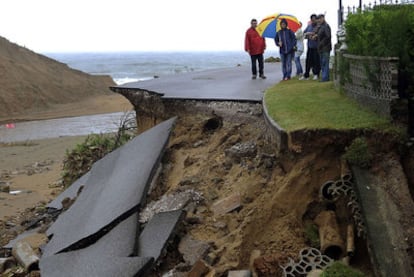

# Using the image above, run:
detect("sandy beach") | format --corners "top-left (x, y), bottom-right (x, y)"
top-left (0, 93), bottom-right (133, 220)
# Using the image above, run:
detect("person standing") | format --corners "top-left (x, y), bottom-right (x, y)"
top-left (294, 22), bottom-right (304, 77)
top-left (300, 14), bottom-right (320, 80)
top-left (315, 14), bottom-right (332, 82)
top-left (275, 19), bottom-right (296, 81)
top-left (245, 18), bottom-right (267, 79)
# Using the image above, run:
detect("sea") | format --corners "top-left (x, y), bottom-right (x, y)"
top-left (44, 51), bottom-right (279, 85)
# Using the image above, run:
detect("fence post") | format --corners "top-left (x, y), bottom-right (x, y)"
top-left (338, 0), bottom-right (343, 26)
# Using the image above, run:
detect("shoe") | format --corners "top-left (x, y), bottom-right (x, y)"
top-left (259, 75), bottom-right (267, 79)
top-left (252, 75), bottom-right (257, 80)
top-left (313, 75), bottom-right (319, 80)
top-left (283, 77), bottom-right (289, 81)
top-left (299, 76), bottom-right (309, 80)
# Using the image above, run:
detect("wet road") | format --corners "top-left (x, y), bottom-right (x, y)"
top-left (114, 63), bottom-right (283, 102)
top-left (0, 112), bottom-right (132, 143)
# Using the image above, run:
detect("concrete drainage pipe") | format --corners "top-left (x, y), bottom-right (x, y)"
top-left (314, 210), bottom-right (345, 260)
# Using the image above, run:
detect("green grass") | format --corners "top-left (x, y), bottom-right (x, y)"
top-left (264, 79), bottom-right (393, 132)
top-left (321, 261), bottom-right (364, 277)
top-left (304, 222), bottom-right (320, 248)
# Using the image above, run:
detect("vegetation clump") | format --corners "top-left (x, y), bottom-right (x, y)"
top-left (61, 113), bottom-right (136, 188)
top-left (304, 222), bottom-right (320, 248)
top-left (343, 137), bottom-right (373, 168)
top-left (345, 5), bottom-right (414, 97)
top-left (264, 56), bottom-right (280, 63)
top-left (321, 261), bottom-right (364, 277)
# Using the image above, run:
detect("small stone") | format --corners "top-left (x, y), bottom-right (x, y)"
top-left (204, 252), bottom-right (217, 265)
top-left (0, 183), bottom-right (10, 193)
top-left (228, 270), bottom-right (251, 277)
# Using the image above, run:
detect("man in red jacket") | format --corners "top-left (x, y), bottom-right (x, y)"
top-left (245, 19), bottom-right (267, 79)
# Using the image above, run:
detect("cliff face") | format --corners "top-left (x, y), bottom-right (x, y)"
top-left (0, 36), bottom-right (115, 118)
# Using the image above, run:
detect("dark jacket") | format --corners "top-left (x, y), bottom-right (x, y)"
top-left (245, 27), bottom-right (266, 55)
top-left (317, 22), bottom-right (332, 52)
top-left (275, 28), bottom-right (296, 55)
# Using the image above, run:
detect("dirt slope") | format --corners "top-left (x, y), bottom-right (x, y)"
top-left (0, 36), bottom-right (115, 119)
top-left (149, 114), bottom-right (359, 275)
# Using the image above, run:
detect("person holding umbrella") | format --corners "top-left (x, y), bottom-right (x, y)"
top-left (244, 18), bottom-right (267, 80)
top-left (275, 19), bottom-right (297, 80)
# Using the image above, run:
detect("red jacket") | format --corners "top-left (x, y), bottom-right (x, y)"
top-left (245, 27), bottom-right (266, 55)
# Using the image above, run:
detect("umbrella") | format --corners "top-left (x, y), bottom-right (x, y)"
top-left (256, 13), bottom-right (301, 38)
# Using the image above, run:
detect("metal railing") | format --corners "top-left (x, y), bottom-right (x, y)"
top-left (338, 0), bottom-right (414, 26)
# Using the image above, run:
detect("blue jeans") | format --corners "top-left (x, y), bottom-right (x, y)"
top-left (320, 51), bottom-right (330, 81)
top-left (280, 52), bottom-right (293, 79)
top-left (294, 56), bottom-right (303, 76)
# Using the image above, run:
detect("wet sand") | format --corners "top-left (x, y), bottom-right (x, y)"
top-left (0, 93), bottom-right (133, 220)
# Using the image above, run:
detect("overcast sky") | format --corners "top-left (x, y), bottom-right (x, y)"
top-left (0, 0), bottom-right (363, 53)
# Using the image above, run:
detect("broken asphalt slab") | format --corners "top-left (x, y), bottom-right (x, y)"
top-left (42, 117), bottom-right (176, 257)
top-left (40, 210), bottom-right (186, 276)
top-left (40, 213), bottom-right (153, 277)
top-left (137, 209), bottom-right (185, 260)
top-left (46, 171), bottom-right (90, 210)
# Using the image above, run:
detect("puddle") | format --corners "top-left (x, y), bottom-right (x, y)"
top-left (0, 112), bottom-right (134, 143)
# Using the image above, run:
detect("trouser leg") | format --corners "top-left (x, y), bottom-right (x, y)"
top-left (258, 54), bottom-right (264, 76)
top-left (312, 49), bottom-right (321, 76)
top-left (250, 55), bottom-right (258, 76)
top-left (320, 52), bottom-right (330, 81)
top-left (295, 56), bottom-right (303, 75)
top-left (286, 52), bottom-right (293, 78)
top-left (304, 50), bottom-right (311, 78)
top-left (280, 53), bottom-right (287, 78)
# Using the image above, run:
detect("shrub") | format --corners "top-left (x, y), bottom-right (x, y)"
top-left (342, 137), bottom-right (373, 168)
top-left (321, 261), bottom-right (364, 277)
top-left (304, 222), bottom-right (320, 248)
top-left (345, 5), bottom-right (414, 58)
top-left (61, 113), bottom-right (136, 188)
top-left (344, 5), bottom-right (414, 97)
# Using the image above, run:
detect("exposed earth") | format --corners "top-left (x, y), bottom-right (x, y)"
top-left (1, 36), bottom-right (414, 276)
top-left (2, 93), bottom-right (413, 276)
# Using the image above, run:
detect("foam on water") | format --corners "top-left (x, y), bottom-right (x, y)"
top-left (114, 77), bottom-right (153, 85)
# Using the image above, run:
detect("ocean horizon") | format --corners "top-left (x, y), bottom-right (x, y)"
top-left (44, 51), bottom-right (280, 85)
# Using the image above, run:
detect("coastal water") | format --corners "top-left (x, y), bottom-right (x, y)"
top-left (45, 51), bottom-right (279, 85)
top-left (0, 112), bottom-right (128, 143)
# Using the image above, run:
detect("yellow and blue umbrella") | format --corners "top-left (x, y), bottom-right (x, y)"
top-left (256, 13), bottom-right (301, 38)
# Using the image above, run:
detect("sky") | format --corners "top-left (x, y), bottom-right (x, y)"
top-left (0, 0), bottom-right (363, 53)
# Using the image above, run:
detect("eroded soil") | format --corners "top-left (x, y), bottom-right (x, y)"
top-left (145, 113), bottom-right (380, 276)
top-left (2, 110), bottom-right (414, 276)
